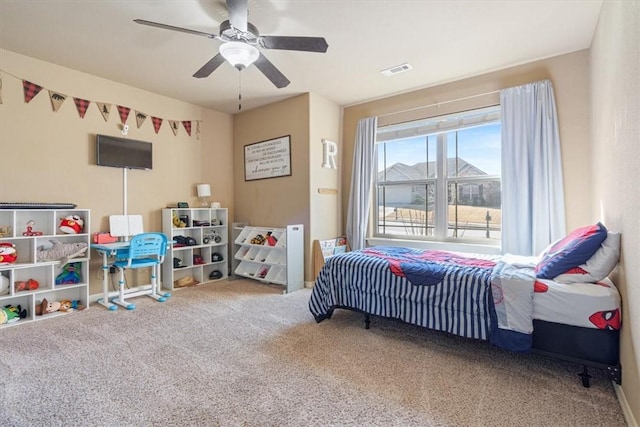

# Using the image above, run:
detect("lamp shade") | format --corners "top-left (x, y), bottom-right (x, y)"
top-left (197, 184), bottom-right (211, 198)
top-left (219, 42), bottom-right (259, 70)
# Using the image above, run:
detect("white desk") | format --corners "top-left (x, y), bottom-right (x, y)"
top-left (92, 242), bottom-right (171, 310)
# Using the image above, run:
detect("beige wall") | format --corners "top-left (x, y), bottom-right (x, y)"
top-left (342, 50), bottom-right (592, 236)
top-left (233, 93), bottom-right (341, 283)
top-left (0, 49), bottom-right (234, 295)
top-left (309, 93), bottom-right (342, 280)
top-left (591, 1), bottom-right (640, 423)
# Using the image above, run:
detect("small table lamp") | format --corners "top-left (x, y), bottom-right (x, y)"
top-left (197, 184), bottom-right (212, 207)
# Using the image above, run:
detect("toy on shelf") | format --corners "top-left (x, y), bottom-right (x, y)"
top-left (0, 242), bottom-right (17, 264)
top-left (250, 234), bottom-right (266, 245)
top-left (22, 220), bottom-right (43, 236)
top-left (0, 226), bottom-right (11, 237)
top-left (59, 215), bottom-right (84, 234)
top-left (15, 279), bottom-right (39, 292)
top-left (59, 299), bottom-right (85, 312)
top-left (55, 262), bottom-right (82, 285)
top-left (172, 213), bottom-right (187, 228)
top-left (0, 304), bottom-right (27, 324)
top-left (36, 240), bottom-right (88, 265)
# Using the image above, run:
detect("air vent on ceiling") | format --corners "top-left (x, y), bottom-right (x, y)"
top-left (381, 63), bottom-right (413, 76)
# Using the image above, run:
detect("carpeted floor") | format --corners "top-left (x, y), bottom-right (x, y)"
top-left (0, 279), bottom-right (626, 427)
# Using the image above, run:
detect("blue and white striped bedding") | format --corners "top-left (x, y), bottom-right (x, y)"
top-left (309, 247), bottom-right (536, 352)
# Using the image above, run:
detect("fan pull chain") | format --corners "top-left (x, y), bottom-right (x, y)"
top-left (238, 71), bottom-right (242, 111)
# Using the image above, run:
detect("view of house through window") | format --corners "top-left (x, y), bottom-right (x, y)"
top-left (375, 106), bottom-right (501, 244)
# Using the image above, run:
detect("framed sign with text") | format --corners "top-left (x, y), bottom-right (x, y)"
top-left (244, 135), bottom-right (292, 181)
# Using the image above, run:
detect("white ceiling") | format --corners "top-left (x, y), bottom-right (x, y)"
top-left (0, 1), bottom-right (603, 115)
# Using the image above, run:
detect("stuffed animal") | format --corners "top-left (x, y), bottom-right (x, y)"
top-left (172, 213), bottom-right (186, 228)
top-left (59, 299), bottom-right (85, 312)
top-left (15, 279), bottom-right (39, 292)
top-left (36, 298), bottom-right (61, 315)
top-left (55, 262), bottom-right (82, 285)
top-left (59, 215), bottom-right (84, 234)
top-left (0, 242), bottom-right (17, 264)
top-left (37, 240), bottom-right (88, 265)
top-left (0, 304), bottom-right (27, 324)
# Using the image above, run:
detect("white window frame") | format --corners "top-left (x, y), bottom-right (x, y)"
top-left (373, 106), bottom-right (501, 249)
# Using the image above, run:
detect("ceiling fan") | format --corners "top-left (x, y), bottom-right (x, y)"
top-left (134, 0), bottom-right (328, 88)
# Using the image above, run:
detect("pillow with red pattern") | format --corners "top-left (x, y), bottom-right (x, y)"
top-left (535, 222), bottom-right (608, 279)
top-left (553, 232), bottom-right (620, 283)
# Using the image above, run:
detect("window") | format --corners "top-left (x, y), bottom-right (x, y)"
top-left (375, 106), bottom-right (501, 244)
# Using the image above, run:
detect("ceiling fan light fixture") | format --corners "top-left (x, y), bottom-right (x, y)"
top-left (219, 42), bottom-right (259, 70)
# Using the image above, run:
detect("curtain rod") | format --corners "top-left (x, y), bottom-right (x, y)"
top-left (376, 89), bottom-right (501, 119)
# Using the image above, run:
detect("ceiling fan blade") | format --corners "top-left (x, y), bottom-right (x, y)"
top-left (134, 19), bottom-right (218, 39)
top-left (226, 0), bottom-right (248, 32)
top-left (253, 53), bottom-right (290, 88)
top-left (260, 36), bottom-right (328, 53)
top-left (193, 54), bottom-right (226, 78)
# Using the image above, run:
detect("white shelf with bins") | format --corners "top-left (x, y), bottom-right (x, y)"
top-left (0, 209), bottom-right (90, 327)
top-left (161, 208), bottom-right (228, 291)
top-left (233, 224), bottom-right (303, 293)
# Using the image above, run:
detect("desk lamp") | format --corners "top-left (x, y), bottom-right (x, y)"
top-left (197, 184), bottom-right (212, 207)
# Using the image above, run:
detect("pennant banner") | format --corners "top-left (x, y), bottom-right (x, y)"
top-left (48, 90), bottom-right (67, 112)
top-left (5, 73), bottom-right (201, 135)
top-left (182, 121), bottom-right (192, 136)
top-left (117, 105), bottom-right (131, 124)
top-left (96, 102), bottom-right (111, 122)
top-left (74, 97), bottom-right (91, 119)
top-left (151, 116), bottom-right (163, 134)
top-left (135, 110), bottom-right (147, 129)
top-left (22, 80), bottom-right (43, 103)
top-left (169, 120), bottom-right (179, 136)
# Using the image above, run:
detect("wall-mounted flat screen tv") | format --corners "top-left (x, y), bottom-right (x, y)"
top-left (96, 134), bottom-right (152, 170)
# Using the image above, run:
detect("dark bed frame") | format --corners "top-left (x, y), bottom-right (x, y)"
top-left (357, 312), bottom-right (621, 387)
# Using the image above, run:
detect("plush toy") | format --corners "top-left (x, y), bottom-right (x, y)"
top-left (172, 213), bottom-right (186, 228)
top-left (59, 299), bottom-right (86, 312)
top-left (0, 304), bottom-right (27, 324)
top-left (55, 262), bottom-right (82, 285)
top-left (15, 278), bottom-right (39, 292)
top-left (36, 298), bottom-right (61, 315)
top-left (37, 240), bottom-right (88, 265)
top-left (0, 242), bottom-right (17, 264)
top-left (59, 215), bottom-right (84, 234)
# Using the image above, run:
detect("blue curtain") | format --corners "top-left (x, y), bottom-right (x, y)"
top-left (500, 80), bottom-right (566, 256)
top-left (346, 116), bottom-right (378, 250)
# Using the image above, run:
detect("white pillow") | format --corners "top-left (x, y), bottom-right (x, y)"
top-left (553, 232), bottom-right (621, 283)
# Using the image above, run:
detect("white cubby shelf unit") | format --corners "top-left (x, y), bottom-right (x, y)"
top-left (161, 208), bottom-right (229, 291)
top-left (233, 224), bottom-right (303, 293)
top-left (0, 209), bottom-right (90, 327)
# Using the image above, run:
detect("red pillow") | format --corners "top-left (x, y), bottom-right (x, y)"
top-left (535, 223), bottom-right (608, 279)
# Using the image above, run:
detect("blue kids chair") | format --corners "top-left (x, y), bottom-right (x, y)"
top-left (111, 232), bottom-right (171, 310)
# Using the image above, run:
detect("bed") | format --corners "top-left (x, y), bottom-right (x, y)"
top-left (309, 223), bottom-right (622, 387)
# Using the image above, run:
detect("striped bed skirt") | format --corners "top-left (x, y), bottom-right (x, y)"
top-left (308, 250), bottom-right (494, 341)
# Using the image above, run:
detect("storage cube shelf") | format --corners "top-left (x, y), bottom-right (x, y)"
top-left (232, 224), bottom-right (304, 293)
top-left (161, 208), bottom-right (228, 290)
top-left (0, 209), bottom-right (90, 327)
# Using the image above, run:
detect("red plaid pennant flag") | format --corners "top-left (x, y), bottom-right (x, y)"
top-left (151, 116), bottom-right (163, 134)
top-left (22, 80), bottom-right (43, 103)
top-left (73, 97), bottom-right (91, 118)
top-left (182, 121), bottom-right (192, 136)
top-left (117, 105), bottom-right (131, 124)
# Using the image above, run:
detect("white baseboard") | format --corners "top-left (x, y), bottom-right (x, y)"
top-left (614, 382), bottom-right (638, 427)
